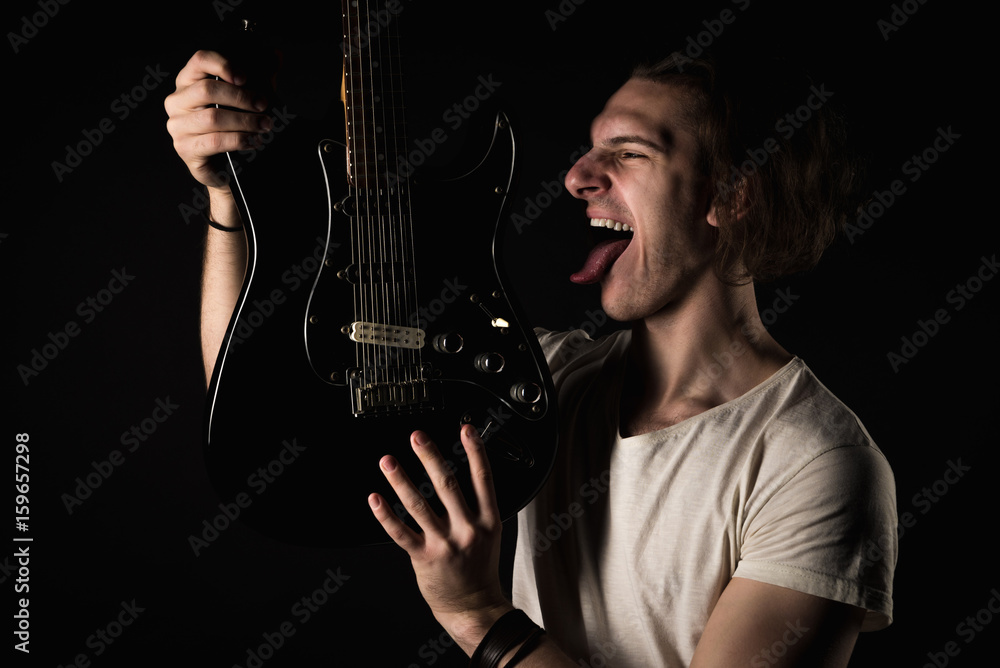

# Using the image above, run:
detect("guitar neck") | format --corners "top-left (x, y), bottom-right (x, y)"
top-left (341, 0), bottom-right (408, 189)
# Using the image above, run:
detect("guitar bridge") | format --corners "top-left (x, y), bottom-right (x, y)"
top-left (349, 369), bottom-right (440, 416)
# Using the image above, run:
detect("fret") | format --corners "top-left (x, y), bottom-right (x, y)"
top-left (343, 86), bottom-right (406, 97)
top-left (341, 0), bottom-right (409, 191)
top-left (343, 56), bottom-right (406, 66)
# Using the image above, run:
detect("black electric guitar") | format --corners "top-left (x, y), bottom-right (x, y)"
top-left (204, 4), bottom-right (557, 547)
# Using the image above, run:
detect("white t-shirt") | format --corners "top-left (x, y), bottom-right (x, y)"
top-left (512, 329), bottom-right (897, 667)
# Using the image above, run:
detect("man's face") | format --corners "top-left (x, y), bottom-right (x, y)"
top-left (566, 78), bottom-right (719, 323)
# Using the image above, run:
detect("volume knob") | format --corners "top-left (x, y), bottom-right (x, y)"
top-left (474, 352), bottom-right (505, 373)
top-left (432, 332), bottom-right (464, 354)
top-left (510, 382), bottom-right (542, 404)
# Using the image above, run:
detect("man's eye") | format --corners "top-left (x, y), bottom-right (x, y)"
top-left (621, 152), bottom-right (645, 160)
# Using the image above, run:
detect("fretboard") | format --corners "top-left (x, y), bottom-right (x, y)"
top-left (341, 0), bottom-right (409, 189)
top-left (340, 0), bottom-right (421, 369)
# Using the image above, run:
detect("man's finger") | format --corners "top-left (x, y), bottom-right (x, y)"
top-left (368, 492), bottom-right (423, 553)
top-left (174, 49), bottom-right (245, 89)
top-left (411, 430), bottom-right (472, 523)
top-left (167, 105), bottom-right (270, 141)
top-left (165, 77), bottom-right (266, 120)
top-left (378, 454), bottom-right (444, 535)
top-left (460, 424), bottom-right (500, 525)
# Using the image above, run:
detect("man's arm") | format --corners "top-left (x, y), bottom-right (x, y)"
top-left (200, 188), bottom-right (246, 385)
top-left (690, 577), bottom-right (866, 667)
top-left (164, 50), bottom-right (268, 383)
top-left (368, 427), bottom-right (581, 667)
top-left (371, 424), bottom-right (866, 668)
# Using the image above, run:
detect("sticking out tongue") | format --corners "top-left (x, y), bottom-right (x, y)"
top-left (570, 239), bottom-right (631, 284)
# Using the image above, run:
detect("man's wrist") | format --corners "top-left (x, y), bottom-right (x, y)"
top-left (438, 604), bottom-right (548, 667)
top-left (438, 602), bottom-right (516, 657)
top-left (205, 215), bottom-right (243, 232)
top-left (205, 186), bottom-right (243, 232)
top-left (467, 608), bottom-right (543, 668)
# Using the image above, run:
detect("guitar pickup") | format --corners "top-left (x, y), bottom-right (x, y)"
top-left (349, 321), bottom-right (425, 350)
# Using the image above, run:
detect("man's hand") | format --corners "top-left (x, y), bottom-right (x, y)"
top-left (368, 425), bottom-right (514, 655)
top-left (164, 49), bottom-right (271, 191)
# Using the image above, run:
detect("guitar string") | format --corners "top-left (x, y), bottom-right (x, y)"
top-left (353, 1), bottom-right (375, 394)
top-left (373, 0), bottom-right (397, 391)
top-left (360, 0), bottom-right (377, 392)
top-left (346, 2), bottom-right (368, 393)
top-left (392, 10), bottom-right (410, 388)
top-left (343, 4), bottom-right (358, 381)
top-left (367, 0), bottom-right (390, 392)
top-left (349, 0), bottom-right (422, 404)
top-left (377, 0), bottom-right (413, 393)
top-left (390, 7), bottom-right (421, 389)
top-left (385, 3), bottom-right (413, 388)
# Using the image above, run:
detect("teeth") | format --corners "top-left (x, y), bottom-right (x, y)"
top-left (589, 218), bottom-right (632, 232)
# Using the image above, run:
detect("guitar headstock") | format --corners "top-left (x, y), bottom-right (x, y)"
top-left (216, 15), bottom-right (284, 111)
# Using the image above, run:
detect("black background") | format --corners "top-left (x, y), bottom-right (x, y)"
top-left (5, 0), bottom-right (996, 666)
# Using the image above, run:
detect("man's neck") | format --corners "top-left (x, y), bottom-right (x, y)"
top-left (620, 281), bottom-right (793, 436)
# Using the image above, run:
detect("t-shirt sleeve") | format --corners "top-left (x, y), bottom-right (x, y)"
top-left (733, 444), bottom-right (897, 631)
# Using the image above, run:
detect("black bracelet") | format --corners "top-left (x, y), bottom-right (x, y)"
top-left (204, 214), bottom-right (243, 232)
top-left (505, 627), bottom-right (546, 667)
top-left (469, 610), bottom-right (541, 668)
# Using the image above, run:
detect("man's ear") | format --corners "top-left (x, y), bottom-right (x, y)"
top-left (707, 176), bottom-right (750, 228)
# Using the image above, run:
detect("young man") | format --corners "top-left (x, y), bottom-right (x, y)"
top-left (166, 50), bottom-right (896, 667)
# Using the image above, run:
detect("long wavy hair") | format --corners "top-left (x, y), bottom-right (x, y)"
top-left (631, 53), bottom-right (865, 285)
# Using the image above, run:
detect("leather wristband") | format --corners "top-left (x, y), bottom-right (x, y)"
top-left (505, 626), bottom-right (546, 667)
top-left (469, 610), bottom-right (541, 668)
top-left (204, 213), bottom-right (243, 232)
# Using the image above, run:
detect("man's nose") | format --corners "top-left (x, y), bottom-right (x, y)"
top-left (564, 151), bottom-right (610, 199)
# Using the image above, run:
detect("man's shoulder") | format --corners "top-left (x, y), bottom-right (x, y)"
top-left (535, 326), bottom-right (630, 371)
top-left (767, 359), bottom-right (878, 452)
top-left (737, 358), bottom-right (893, 497)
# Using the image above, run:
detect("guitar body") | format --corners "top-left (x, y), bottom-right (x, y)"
top-left (204, 13), bottom-right (557, 547)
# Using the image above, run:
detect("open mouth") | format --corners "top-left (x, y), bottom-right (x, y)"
top-left (590, 217), bottom-right (633, 234)
top-left (570, 218), bottom-right (634, 285)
